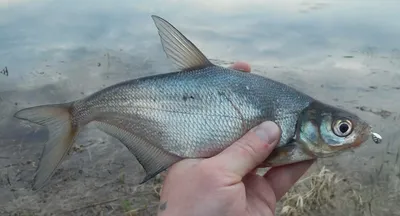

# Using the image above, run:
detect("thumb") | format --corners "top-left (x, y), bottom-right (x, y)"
top-left (207, 121), bottom-right (281, 178)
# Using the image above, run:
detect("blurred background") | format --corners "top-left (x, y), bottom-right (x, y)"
top-left (0, 0), bottom-right (399, 215)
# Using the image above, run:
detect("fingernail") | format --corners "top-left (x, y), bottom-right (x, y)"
top-left (230, 62), bottom-right (251, 72)
top-left (254, 121), bottom-right (280, 144)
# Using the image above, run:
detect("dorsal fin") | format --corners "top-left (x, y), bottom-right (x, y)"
top-left (151, 15), bottom-right (214, 71)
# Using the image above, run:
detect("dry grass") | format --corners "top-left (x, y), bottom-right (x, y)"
top-left (118, 173), bottom-right (166, 216)
top-left (278, 166), bottom-right (366, 216)
top-left (142, 166), bottom-right (369, 216)
top-left (143, 167), bottom-right (379, 216)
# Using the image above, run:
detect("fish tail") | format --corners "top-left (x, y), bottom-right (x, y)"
top-left (14, 102), bottom-right (78, 190)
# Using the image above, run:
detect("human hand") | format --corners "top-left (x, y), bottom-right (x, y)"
top-left (157, 62), bottom-right (314, 216)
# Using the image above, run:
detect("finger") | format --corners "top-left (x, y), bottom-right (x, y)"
top-left (264, 160), bottom-right (314, 200)
top-left (206, 121), bottom-right (281, 179)
top-left (229, 61), bottom-right (251, 72)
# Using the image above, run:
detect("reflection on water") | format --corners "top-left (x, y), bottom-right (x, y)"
top-left (0, 0), bottom-right (399, 215)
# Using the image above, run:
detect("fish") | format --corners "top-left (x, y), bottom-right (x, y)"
top-left (13, 15), bottom-right (381, 190)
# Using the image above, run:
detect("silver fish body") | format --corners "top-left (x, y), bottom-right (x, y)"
top-left (14, 15), bottom-right (374, 190)
top-left (73, 66), bottom-right (313, 157)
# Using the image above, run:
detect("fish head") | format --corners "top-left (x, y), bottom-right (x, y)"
top-left (296, 101), bottom-right (372, 158)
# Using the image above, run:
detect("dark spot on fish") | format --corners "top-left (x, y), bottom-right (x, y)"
top-left (182, 95), bottom-right (195, 101)
top-left (369, 86), bottom-right (377, 89)
top-left (393, 87), bottom-right (400, 90)
top-left (153, 98), bottom-right (156, 102)
top-left (320, 84), bottom-right (324, 88)
top-left (273, 66), bottom-right (279, 68)
top-left (78, 169), bottom-right (83, 174)
top-left (14, 102), bottom-right (18, 106)
top-left (343, 56), bottom-right (354, 58)
top-left (327, 55), bottom-right (332, 57)
top-left (80, 92), bottom-right (84, 95)
top-left (97, 63), bottom-right (101, 67)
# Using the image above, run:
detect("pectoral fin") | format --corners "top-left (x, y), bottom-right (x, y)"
top-left (94, 121), bottom-right (182, 183)
top-left (151, 15), bottom-right (213, 71)
top-left (263, 141), bottom-right (316, 167)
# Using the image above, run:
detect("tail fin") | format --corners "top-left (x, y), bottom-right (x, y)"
top-left (14, 102), bottom-right (78, 190)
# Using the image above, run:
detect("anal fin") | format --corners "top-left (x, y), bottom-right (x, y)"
top-left (93, 121), bottom-right (182, 183)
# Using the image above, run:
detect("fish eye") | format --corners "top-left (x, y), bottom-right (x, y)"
top-left (332, 119), bottom-right (353, 137)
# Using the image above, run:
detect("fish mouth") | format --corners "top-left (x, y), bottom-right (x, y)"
top-left (352, 133), bottom-right (369, 148)
top-left (350, 124), bottom-right (372, 148)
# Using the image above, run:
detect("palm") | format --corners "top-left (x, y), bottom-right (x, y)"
top-left (244, 174), bottom-right (276, 216)
top-left (225, 174), bottom-right (276, 216)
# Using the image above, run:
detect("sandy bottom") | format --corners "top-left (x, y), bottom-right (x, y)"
top-left (0, 50), bottom-right (399, 216)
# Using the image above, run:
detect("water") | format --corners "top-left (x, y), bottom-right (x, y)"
top-left (0, 0), bottom-right (399, 215)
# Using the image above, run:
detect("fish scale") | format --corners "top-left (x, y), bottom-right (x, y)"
top-left (13, 15), bottom-right (377, 190)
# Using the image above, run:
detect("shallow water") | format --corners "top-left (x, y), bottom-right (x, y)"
top-left (0, 0), bottom-right (399, 215)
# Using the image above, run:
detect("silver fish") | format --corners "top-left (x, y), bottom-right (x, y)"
top-left (14, 15), bottom-right (376, 190)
